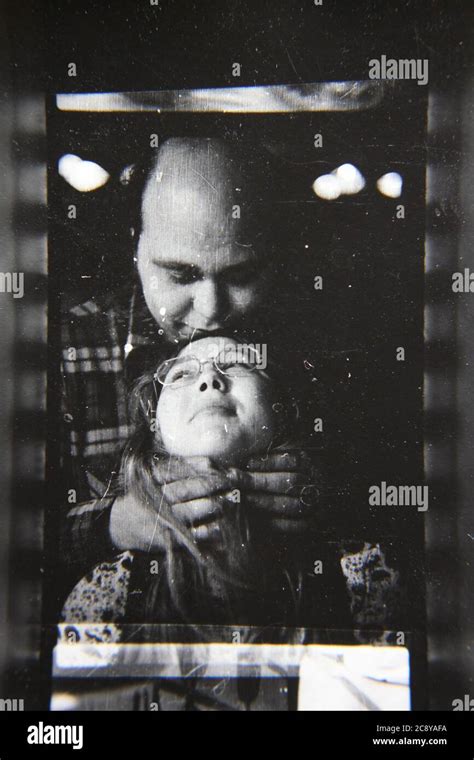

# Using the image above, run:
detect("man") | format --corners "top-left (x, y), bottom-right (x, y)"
top-left (60, 137), bottom-right (321, 587)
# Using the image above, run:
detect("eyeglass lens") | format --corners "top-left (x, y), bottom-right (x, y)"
top-left (157, 351), bottom-right (260, 387)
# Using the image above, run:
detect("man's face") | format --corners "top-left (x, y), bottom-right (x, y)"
top-left (137, 139), bottom-right (268, 343)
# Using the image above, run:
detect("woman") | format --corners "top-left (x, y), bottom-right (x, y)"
top-left (61, 335), bottom-right (399, 639)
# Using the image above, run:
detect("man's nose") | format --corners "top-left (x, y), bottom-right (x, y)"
top-left (192, 279), bottom-right (226, 325)
top-left (199, 365), bottom-right (227, 392)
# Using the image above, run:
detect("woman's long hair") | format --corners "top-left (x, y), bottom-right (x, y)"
top-left (118, 342), bottom-right (303, 631)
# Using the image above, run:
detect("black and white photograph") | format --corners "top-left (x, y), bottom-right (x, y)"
top-left (0, 0), bottom-right (473, 736)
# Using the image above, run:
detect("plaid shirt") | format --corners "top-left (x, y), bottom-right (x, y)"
top-left (58, 279), bottom-right (283, 587)
top-left (58, 285), bottom-right (408, 629)
top-left (60, 282), bottom-right (171, 581)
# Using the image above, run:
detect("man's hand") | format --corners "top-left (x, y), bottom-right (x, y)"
top-left (110, 456), bottom-right (240, 552)
top-left (109, 450), bottom-right (325, 554)
top-left (236, 450), bottom-right (324, 535)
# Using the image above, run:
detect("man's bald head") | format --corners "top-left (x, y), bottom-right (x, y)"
top-left (142, 138), bottom-right (249, 249)
top-left (136, 137), bottom-right (273, 342)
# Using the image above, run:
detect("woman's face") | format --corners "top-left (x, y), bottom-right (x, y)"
top-left (156, 337), bottom-right (276, 463)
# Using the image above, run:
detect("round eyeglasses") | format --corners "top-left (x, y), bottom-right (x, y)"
top-left (154, 347), bottom-right (267, 389)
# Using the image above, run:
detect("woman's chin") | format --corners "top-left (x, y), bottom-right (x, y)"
top-left (167, 434), bottom-right (250, 465)
top-left (176, 445), bottom-right (245, 466)
top-left (164, 426), bottom-right (275, 464)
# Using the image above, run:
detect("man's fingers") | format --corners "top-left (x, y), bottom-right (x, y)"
top-left (245, 492), bottom-right (310, 517)
top-left (170, 497), bottom-right (225, 528)
top-left (161, 474), bottom-right (239, 504)
top-left (245, 453), bottom-right (302, 472)
top-left (190, 520), bottom-right (223, 546)
top-left (245, 451), bottom-right (317, 473)
top-left (152, 456), bottom-right (217, 484)
top-left (241, 470), bottom-right (309, 494)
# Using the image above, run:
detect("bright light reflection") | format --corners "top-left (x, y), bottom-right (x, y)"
top-left (376, 172), bottom-right (403, 198)
top-left (58, 154), bottom-right (110, 192)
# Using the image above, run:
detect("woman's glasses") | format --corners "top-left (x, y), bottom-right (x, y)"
top-left (154, 347), bottom-right (267, 389)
